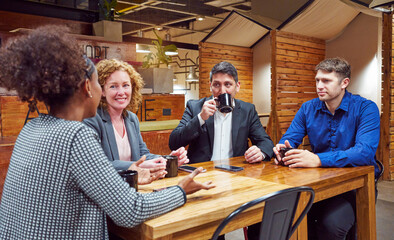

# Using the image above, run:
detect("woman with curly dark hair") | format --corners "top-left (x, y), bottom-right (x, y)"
top-left (84, 59), bottom-right (189, 171)
top-left (0, 26), bottom-right (214, 239)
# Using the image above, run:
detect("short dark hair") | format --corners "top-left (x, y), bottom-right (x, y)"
top-left (209, 61), bottom-right (238, 83)
top-left (0, 25), bottom-right (88, 110)
top-left (315, 57), bottom-right (351, 80)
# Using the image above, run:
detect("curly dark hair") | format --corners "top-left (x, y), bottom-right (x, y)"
top-left (0, 25), bottom-right (87, 110)
top-left (95, 59), bottom-right (144, 114)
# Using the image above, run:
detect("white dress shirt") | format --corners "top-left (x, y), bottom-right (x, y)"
top-left (198, 110), bottom-right (233, 161)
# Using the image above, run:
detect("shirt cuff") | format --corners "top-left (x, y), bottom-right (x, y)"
top-left (261, 152), bottom-right (267, 161)
top-left (316, 152), bottom-right (332, 167)
top-left (174, 185), bottom-right (187, 203)
top-left (197, 113), bottom-right (205, 126)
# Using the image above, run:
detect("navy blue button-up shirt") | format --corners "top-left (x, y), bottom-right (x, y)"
top-left (279, 90), bottom-right (380, 174)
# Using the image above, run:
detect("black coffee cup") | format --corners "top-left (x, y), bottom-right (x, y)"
top-left (278, 147), bottom-right (292, 166)
top-left (215, 93), bottom-right (233, 113)
top-left (162, 155), bottom-right (178, 178)
top-left (118, 170), bottom-right (138, 191)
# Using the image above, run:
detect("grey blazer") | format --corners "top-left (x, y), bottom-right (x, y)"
top-left (84, 107), bottom-right (159, 170)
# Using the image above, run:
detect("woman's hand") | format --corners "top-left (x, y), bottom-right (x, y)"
top-left (128, 156), bottom-right (167, 185)
top-left (178, 167), bottom-right (215, 195)
top-left (170, 147), bottom-right (189, 166)
top-left (138, 157), bottom-right (167, 169)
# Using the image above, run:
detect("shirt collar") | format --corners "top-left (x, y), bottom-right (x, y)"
top-left (317, 90), bottom-right (350, 112)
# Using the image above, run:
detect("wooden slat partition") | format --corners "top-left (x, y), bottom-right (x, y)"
top-left (268, 30), bottom-right (325, 144)
top-left (379, 13), bottom-right (394, 180)
top-left (199, 42), bottom-right (253, 103)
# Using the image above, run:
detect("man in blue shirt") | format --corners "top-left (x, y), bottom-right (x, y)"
top-left (273, 57), bottom-right (380, 240)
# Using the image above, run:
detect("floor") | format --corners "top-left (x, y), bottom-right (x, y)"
top-left (224, 180), bottom-right (394, 240)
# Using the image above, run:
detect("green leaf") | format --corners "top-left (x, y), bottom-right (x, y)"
top-left (104, 0), bottom-right (110, 11)
top-left (109, 0), bottom-right (117, 8)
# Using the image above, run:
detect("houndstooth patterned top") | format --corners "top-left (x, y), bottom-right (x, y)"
top-left (0, 114), bottom-right (186, 239)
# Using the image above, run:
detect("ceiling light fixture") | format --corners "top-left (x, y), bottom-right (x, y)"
top-left (165, 51), bottom-right (178, 56)
top-left (136, 44), bottom-right (151, 53)
top-left (155, 25), bottom-right (163, 31)
top-left (165, 33), bottom-right (171, 41)
top-left (185, 66), bottom-right (199, 82)
top-left (196, 15), bottom-right (205, 21)
top-left (137, 30), bottom-right (144, 38)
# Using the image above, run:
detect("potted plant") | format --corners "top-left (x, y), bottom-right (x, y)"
top-left (142, 30), bottom-right (178, 68)
top-left (99, 0), bottom-right (124, 21)
top-left (139, 30), bottom-right (178, 93)
top-left (93, 0), bottom-right (124, 42)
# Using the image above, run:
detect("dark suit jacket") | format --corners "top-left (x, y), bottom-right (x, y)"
top-left (169, 97), bottom-right (274, 163)
top-left (84, 107), bottom-right (159, 170)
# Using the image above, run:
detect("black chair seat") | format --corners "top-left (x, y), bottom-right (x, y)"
top-left (211, 186), bottom-right (315, 240)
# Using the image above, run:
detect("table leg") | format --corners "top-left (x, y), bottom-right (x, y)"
top-left (356, 171), bottom-right (376, 240)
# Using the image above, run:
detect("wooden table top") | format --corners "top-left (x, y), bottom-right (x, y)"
top-left (136, 170), bottom-right (292, 239)
top-left (191, 156), bottom-right (374, 190)
top-left (111, 157), bottom-right (375, 240)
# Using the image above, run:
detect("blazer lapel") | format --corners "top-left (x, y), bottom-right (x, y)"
top-left (204, 96), bottom-right (215, 152)
top-left (206, 116), bottom-right (215, 152)
top-left (101, 109), bottom-right (119, 161)
top-left (124, 114), bottom-right (140, 161)
top-left (231, 100), bottom-right (241, 149)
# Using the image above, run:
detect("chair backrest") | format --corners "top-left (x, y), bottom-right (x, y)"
top-left (376, 160), bottom-right (384, 184)
top-left (211, 186), bottom-right (315, 240)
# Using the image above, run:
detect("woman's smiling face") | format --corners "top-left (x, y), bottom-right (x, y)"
top-left (102, 70), bottom-right (132, 112)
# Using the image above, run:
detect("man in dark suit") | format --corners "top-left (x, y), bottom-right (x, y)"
top-left (169, 61), bottom-right (274, 164)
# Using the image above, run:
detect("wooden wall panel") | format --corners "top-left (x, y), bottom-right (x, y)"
top-left (136, 94), bottom-right (185, 122)
top-left (0, 94), bottom-right (184, 136)
top-left (0, 96), bottom-right (48, 137)
top-left (199, 42), bottom-right (253, 103)
top-left (0, 10), bottom-right (92, 35)
top-left (380, 13), bottom-right (394, 180)
top-left (268, 30), bottom-right (325, 144)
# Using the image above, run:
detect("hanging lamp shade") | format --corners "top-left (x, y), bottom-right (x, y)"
top-left (185, 67), bottom-right (199, 82)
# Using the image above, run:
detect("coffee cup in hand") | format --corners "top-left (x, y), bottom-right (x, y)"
top-left (215, 93), bottom-right (233, 113)
top-left (278, 147), bottom-right (292, 166)
top-left (118, 170), bottom-right (138, 191)
top-left (162, 155), bottom-right (178, 178)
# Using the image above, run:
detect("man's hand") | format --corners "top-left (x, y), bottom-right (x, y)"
top-left (200, 99), bottom-right (216, 121)
top-left (282, 149), bottom-right (322, 168)
top-left (170, 146), bottom-right (189, 166)
top-left (273, 140), bottom-right (293, 164)
top-left (138, 157), bottom-right (167, 169)
top-left (128, 156), bottom-right (167, 184)
top-left (244, 145), bottom-right (264, 163)
top-left (178, 167), bottom-right (215, 194)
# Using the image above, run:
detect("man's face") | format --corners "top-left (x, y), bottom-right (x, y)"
top-left (210, 72), bottom-right (240, 99)
top-left (315, 69), bottom-right (348, 103)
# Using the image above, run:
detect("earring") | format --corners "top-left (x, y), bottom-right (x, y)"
top-left (87, 92), bottom-right (92, 98)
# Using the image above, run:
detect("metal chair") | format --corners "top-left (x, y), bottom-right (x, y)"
top-left (211, 186), bottom-right (315, 240)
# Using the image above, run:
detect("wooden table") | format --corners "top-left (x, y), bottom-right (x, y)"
top-left (109, 157), bottom-right (376, 240)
